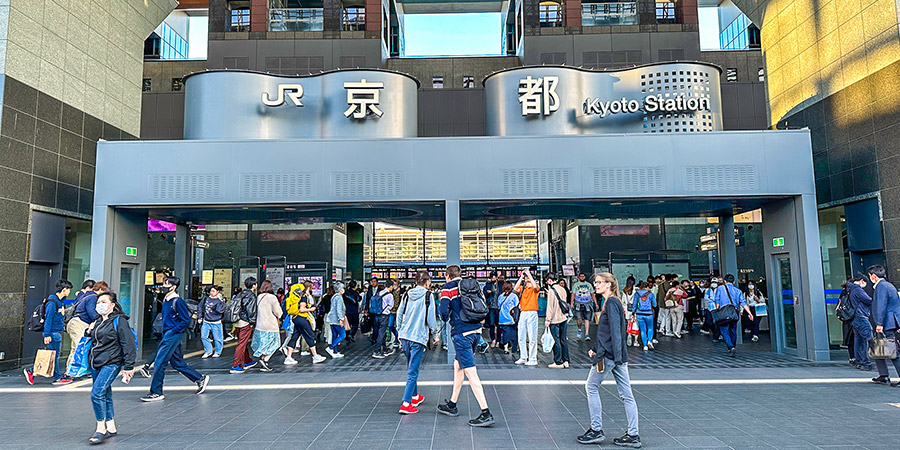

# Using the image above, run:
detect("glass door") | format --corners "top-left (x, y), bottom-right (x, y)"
top-left (119, 264), bottom-right (138, 318)
top-left (775, 255), bottom-right (798, 350)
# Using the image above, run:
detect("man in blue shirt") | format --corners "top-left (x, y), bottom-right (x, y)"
top-left (141, 276), bottom-right (210, 402)
top-left (708, 274), bottom-right (753, 358)
top-left (436, 265), bottom-right (494, 427)
top-left (866, 265), bottom-right (900, 386)
top-left (24, 279), bottom-right (73, 385)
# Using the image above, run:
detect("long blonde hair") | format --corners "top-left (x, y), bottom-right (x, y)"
top-left (591, 272), bottom-right (619, 297)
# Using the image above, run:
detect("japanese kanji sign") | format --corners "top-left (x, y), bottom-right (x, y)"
top-left (344, 79), bottom-right (385, 119)
top-left (517, 76), bottom-right (559, 116)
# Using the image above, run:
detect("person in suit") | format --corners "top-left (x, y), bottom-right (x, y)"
top-left (866, 265), bottom-right (900, 386)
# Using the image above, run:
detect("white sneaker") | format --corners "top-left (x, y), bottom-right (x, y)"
top-left (643, 346), bottom-right (649, 351)
top-left (524, 360), bottom-right (538, 366)
top-left (312, 355), bottom-right (326, 364)
top-left (633, 341), bottom-right (640, 347)
top-left (652, 339), bottom-right (659, 344)
top-left (700, 329), bottom-right (711, 335)
top-left (548, 363), bottom-right (564, 369)
top-left (300, 351), bottom-right (310, 356)
top-left (515, 358), bottom-right (527, 365)
top-left (333, 352), bottom-right (345, 358)
top-left (325, 347), bottom-right (339, 358)
top-left (212, 353), bottom-right (221, 358)
top-left (284, 357), bottom-right (298, 365)
top-left (201, 353), bottom-right (211, 359)
top-left (751, 335), bottom-right (759, 342)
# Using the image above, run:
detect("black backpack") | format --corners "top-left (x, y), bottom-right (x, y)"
top-left (835, 288), bottom-right (856, 322)
top-left (26, 299), bottom-right (53, 332)
top-left (458, 277), bottom-right (488, 323)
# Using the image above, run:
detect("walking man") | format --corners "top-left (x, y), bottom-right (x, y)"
top-left (364, 277), bottom-right (381, 344)
top-left (229, 277), bottom-right (258, 373)
top-left (396, 270), bottom-right (441, 414)
top-left (571, 272), bottom-right (595, 341)
top-left (437, 265), bottom-right (495, 427)
top-left (845, 273), bottom-right (875, 371)
top-left (710, 274), bottom-right (753, 357)
top-left (141, 276), bottom-right (209, 402)
top-left (513, 269), bottom-right (540, 366)
top-left (580, 272), bottom-right (641, 448)
top-left (867, 265), bottom-right (900, 386)
top-left (372, 279), bottom-right (399, 358)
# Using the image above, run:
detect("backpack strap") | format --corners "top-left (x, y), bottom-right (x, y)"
top-left (723, 284), bottom-right (734, 306)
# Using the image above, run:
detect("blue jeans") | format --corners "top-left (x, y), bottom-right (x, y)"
top-left (329, 325), bottom-right (346, 351)
top-left (200, 321), bottom-right (223, 355)
top-left (635, 314), bottom-right (653, 346)
top-left (851, 315), bottom-right (873, 366)
top-left (550, 321), bottom-right (569, 364)
top-left (401, 339), bottom-right (425, 403)
top-left (388, 314), bottom-right (398, 343)
top-left (719, 321), bottom-right (738, 349)
top-left (440, 320), bottom-right (450, 346)
top-left (90, 364), bottom-right (121, 421)
top-left (586, 360), bottom-right (639, 435)
top-left (150, 331), bottom-right (203, 395)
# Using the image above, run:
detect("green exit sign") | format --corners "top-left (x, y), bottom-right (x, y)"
top-left (773, 237), bottom-right (785, 247)
top-left (125, 247), bottom-right (138, 257)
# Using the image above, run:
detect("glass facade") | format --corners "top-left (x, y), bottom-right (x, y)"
top-left (719, 13), bottom-right (761, 50)
top-left (269, 8), bottom-right (325, 31)
top-left (342, 7), bottom-right (365, 31)
top-left (539, 2), bottom-right (563, 27)
top-left (818, 206), bottom-right (850, 349)
top-left (581, 1), bottom-right (638, 27)
top-left (144, 22), bottom-right (189, 60)
top-left (231, 7), bottom-right (250, 31)
top-left (655, 1), bottom-right (676, 24)
top-left (62, 218), bottom-right (91, 289)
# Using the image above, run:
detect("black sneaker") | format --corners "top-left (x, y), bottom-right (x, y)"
top-left (258, 360), bottom-right (273, 372)
top-left (372, 351), bottom-right (386, 359)
top-left (613, 434), bottom-right (642, 448)
top-left (140, 393), bottom-right (165, 402)
top-left (577, 428), bottom-right (605, 444)
top-left (872, 375), bottom-right (891, 385)
top-left (727, 348), bottom-right (736, 358)
top-left (138, 364), bottom-right (151, 378)
top-left (437, 399), bottom-right (459, 417)
top-left (196, 375), bottom-right (210, 394)
top-left (468, 411), bottom-right (495, 427)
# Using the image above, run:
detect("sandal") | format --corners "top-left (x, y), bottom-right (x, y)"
top-left (89, 432), bottom-right (107, 445)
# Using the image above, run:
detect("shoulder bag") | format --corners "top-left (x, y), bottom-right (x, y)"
top-left (549, 286), bottom-right (571, 317)
top-left (868, 332), bottom-right (899, 360)
top-left (712, 286), bottom-right (739, 325)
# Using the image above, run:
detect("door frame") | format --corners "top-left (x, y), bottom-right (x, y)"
top-left (770, 252), bottom-right (809, 356)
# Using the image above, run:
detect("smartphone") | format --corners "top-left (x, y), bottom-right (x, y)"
top-left (121, 373), bottom-right (132, 384)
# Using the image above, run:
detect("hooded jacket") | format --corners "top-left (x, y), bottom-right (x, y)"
top-left (88, 311), bottom-right (137, 370)
top-left (632, 289), bottom-right (657, 315)
top-left (397, 286), bottom-right (440, 346)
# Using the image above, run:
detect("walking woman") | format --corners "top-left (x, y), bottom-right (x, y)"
top-left (744, 282), bottom-right (766, 342)
top-left (86, 291), bottom-right (136, 445)
top-left (284, 282), bottom-right (326, 364)
top-left (632, 282), bottom-right (657, 350)
top-left (250, 280), bottom-right (283, 372)
top-left (620, 276), bottom-right (637, 347)
top-left (579, 272), bottom-right (641, 447)
top-left (325, 282), bottom-right (348, 358)
top-left (544, 273), bottom-right (570, 369)
top-left (497, 281), bottom-right (519, 354)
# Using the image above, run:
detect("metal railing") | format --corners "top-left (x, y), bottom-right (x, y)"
top-left (581, 2), bottom-right (638, 26)
top-left (269, 8), bottom-right (324, 32)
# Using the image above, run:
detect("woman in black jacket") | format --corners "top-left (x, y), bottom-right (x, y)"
top-left (86, 291), bottom-right (137, 445)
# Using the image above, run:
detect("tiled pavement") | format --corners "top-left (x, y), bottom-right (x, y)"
top-left (2, 325), bottom-right (899, 449)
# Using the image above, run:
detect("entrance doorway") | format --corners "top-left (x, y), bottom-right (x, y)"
top-left (23, 263), bottom-right (55, 365)
top-left (772, 254), bottom-right (806, 355)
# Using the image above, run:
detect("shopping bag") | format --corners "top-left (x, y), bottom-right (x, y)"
top-left (541, 328), bottom-right (555, 353)
top-left (33, 348), bottom-right (56, 378)
top-left (754, 304), bottom-right (768, 317)
top-left (66, 337), bottom-right (93, 378)
top-left (868, 332), bottom-right (899, 360)
top-left (627, 319), bottom-right (640, 335)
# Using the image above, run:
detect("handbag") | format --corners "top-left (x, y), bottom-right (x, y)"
top-left (712, 285), bottom-right (739, 325)
top-left (868, 332), bottom-right (899, 360)
top-left (627, 319), bottom-right (640, 335)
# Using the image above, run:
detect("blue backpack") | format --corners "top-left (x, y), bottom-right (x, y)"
top-left (368, 290), bottom-right (384, 314)
top-left (637, 292), bottom-right (653, 312)
top-left (113, 316), bottom-right (140, 348)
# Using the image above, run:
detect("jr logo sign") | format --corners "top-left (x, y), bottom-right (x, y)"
top-left (262, 84), bottom-right (304, 107)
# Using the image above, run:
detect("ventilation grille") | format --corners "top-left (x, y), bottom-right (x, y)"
top-left (149, 174), bottom-right (223, 200)
top-left (684, 165), bottom-right (758, 191)
top-left (502, 169), bottom-right (572, 195)
top-left (240, 173), bottom-right (315, 199)
top-left (593, 167), bottom-right (664, 193)
top-left (332, 172), bottom-right (404, 197)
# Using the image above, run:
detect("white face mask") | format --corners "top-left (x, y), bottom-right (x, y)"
top-left (96, 303), bottom-right (111, 316)
top-left (710, 283), bottom-right (719, 289)
top-left (748, 285), bottom-right (755, 290)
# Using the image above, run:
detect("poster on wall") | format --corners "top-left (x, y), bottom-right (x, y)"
top-left (239, 268), bottom-right (257, 288)
top-left (611, 263), bottom-right (650, 285)
top-left (265, 267), bottom-right (285, 291)
top-left (213, 268), bottom-right (233, 300)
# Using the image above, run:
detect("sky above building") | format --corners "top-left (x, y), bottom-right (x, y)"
top-left (404, 13), bottom-right (503, 57)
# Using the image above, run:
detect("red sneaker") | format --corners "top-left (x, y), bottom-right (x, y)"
top-left (23, 368), bottom-right (34, 385)
top-left (411, 395), bottom-right (425, 407)
top-left (53, 377), bottom-right (74, 385)
top-left (398, 403), bottom-right (419, 415)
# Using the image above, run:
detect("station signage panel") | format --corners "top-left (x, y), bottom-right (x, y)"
top-left (182, 70), bottom-right (419, 140)
top-left (484, 62), bottom-right (724, 136)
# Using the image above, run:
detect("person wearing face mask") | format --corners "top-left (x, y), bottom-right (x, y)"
top-left (744, 282), bottom-right (766, 342)
top-left (141, 276), bottom-right (210, 402)
top-left (701, 278), bottom-right (721, 342)
top-left (199, 285), bottom-right (226, 358)
top-left (84, 291), bottom-right (136, 444)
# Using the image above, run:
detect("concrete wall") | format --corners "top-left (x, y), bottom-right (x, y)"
top-left (522, 31), bottom-right (702, 67)
top-left (207, 38), bottom-right (385, 71)
top-left (701, 50), bottom-right (768, 130)
top-left (140, 60), bottom-right (206, 140)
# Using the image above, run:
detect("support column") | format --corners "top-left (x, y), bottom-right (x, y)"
top-left (718, 215), bottom-right (738, 277)
top-left (175, 224), bottom-right (192, 299)
top-left (796, 194), bottom-right (830, 361)
top-left (446, 200), bottom-right (461, 266)
top-left (250, 0), bottom-right (268, 33)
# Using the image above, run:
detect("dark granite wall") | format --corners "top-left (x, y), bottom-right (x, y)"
top-left (0, 75), bottom-right (134, 370)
